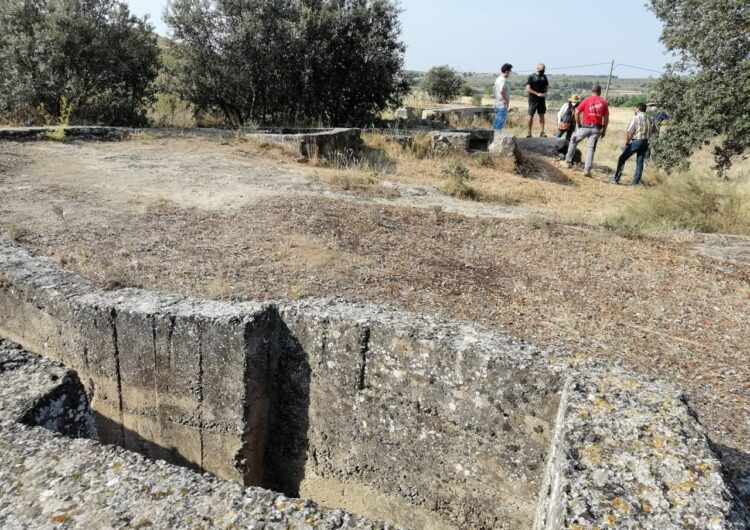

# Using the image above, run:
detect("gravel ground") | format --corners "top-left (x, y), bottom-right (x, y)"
top-left (1, 138), bottom-right (748, 510)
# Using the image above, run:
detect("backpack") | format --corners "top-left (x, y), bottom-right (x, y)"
top-left (558, 104), bottom-right (575, 131)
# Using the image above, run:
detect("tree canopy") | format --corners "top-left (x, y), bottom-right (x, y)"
top-left (165, 0), bottom-right (408, 127)
top-left (0, 0), bottom-right (160, 126)
top-left (422, 66), bottom-right (463, 104)
top-left (649, 0), bottom-right (750, 175)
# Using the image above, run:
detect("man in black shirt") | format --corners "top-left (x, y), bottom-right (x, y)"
top-left (525, 63), bottom-right (549, 137)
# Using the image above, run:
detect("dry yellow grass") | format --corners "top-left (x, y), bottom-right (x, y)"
top-left (331, 101), bottom-right (750, 233)
top-left (314, 108), bottom-right (642, 225)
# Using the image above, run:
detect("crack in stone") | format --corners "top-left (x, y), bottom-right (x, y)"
top-left (358, 325), bottom-right (370, 391)
top-left (197, 326), bottom-right (204, 473)
top-left (110, 307), bottom-right (125, 445)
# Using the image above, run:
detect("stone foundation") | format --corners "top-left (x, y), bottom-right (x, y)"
top-left (0, 237), bottom-right (747, 529)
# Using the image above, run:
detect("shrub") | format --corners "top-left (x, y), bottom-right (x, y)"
top-left (461, 85), bottom-right (475, 97)
top-left (46, 96), bottom-right (74, 141)
top-left (0, 0), bottom-right (160, 126)
top-left (442, 160), bottom-right (471, 181)
top-left (422, 66), bottom-right (463, 103)
top-left (442, 161), bottom-right (478, 200)
top-left (471, 94), bottom-right (483, 106)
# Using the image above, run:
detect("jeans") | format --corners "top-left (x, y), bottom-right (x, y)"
top-left (493, 107), bottom-right (508, 130)
top-left (614, 139), bottom-right (649, 184)
top-left (565, 126), bottom-right (601, 173)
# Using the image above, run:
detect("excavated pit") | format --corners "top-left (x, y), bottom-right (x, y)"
top-left (1, 297), bottom-right (561, 530)
top-left (1, 237), bottom-right (746, 530)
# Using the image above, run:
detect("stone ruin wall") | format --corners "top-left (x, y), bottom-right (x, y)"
top-left (0, 236), bottom-right (747, 530)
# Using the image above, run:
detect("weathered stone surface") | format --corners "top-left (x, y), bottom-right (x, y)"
top-left (395, 107), bottom-right (420, 120)
top-left (422, 106), bottom-right (494, 122)
top-left (428, 131), bottom-right (471, 154)
top-left (0, 340), bottom-right (399, 530)
top-left (0, 126), bottom-right (128, 141)
top-left (375, 118), bottom-right (448, 131)
top-left (0, 236), bottom-right (747, 530)
top-left (516, 136), bottom-right (582, 163)
top-left (489, 132), bottom-right (518, 157)
top-left (250, 128), bottom-right (361, 160)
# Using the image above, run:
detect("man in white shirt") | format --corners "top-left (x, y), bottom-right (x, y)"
top-left (493, 63), bottom-right (513, 130)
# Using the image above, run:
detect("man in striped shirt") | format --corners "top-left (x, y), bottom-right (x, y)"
top-left (609, 102), bottom-right (658, 185)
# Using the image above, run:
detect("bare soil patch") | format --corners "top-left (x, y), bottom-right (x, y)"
top-left (1, 136), bottom-right (748, 509)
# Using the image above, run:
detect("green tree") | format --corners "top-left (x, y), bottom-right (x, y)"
top-left (0, 0), bottom-right (160, 126)
top-left (422, 66), bottom-right (463, 104)
top-left (649, 0), bottom-right (750, 175)
top-left (165, 0), bottom-right (407, 127)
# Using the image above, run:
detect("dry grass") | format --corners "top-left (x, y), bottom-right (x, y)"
top-left (605, 173), bottom-right (750, 236)
top-left (319, 129), bottom-right (630, 221)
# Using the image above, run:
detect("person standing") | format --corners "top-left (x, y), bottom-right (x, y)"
top-left (555, 93), bottom-right (581, 143)
top-left (609, 102), bottom-right (657, 185)
top-left (493, 63), bottom-right (513, 130)
top-left (525, 63), bottom-right (549, 137)
top-left (562, 82), bottom-right (609, 177)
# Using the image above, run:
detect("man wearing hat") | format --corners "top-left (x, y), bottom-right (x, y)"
top-left (562, 82), bottom-right (609, 177)
top-left (555, 94), bottom-right (581, 143)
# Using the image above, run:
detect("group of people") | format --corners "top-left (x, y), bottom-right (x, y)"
top-left (493, 63), bottom-right (660, 185)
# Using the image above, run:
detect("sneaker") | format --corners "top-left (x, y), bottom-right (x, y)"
top-left (540, 132), bottom-right (547, 138)
top-left (607, 175), bottom-right (619, 184)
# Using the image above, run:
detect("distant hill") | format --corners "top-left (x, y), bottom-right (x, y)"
top-left (410, 70), bottom-right (655, 103)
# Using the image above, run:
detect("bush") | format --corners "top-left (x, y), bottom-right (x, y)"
top-left (609, 95), bottom-right (648, 107)
top-left (442, 161), bottom-right (478, 200)
top-left (0, 0), bottom-right (160, 126)
top-left (471, 94), bottom-right (483, 106)
top-left (166, 0), bottom-right (407, 127)
top-left (422, 66), bottom-right (463, 104)
top-left (461, 85), bottom-right (475, 97)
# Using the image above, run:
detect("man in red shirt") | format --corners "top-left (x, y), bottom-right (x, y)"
top-left (562, 83), bottom-right (609, 177)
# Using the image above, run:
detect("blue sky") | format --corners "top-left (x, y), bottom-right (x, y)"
top-left (126, 0), bottom-right (669, 78)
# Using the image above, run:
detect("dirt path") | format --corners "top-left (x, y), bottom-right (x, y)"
top-left (1, 137), bottom-right (748, 508)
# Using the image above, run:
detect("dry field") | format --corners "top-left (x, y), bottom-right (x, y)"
top-left (0, 128), bottom-right (748, 509)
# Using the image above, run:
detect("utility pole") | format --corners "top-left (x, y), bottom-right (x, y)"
top-left (604, 60), bottom-right (615, 100)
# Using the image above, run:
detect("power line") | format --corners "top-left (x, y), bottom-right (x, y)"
top-left (513, 62), bottom-right (625, 74)
top-left (513, 61), bottom-right (663, 74)
top-left (546, 62), bottom-right (613, 71)
top-left (615, 63), bottom-right (664, 74)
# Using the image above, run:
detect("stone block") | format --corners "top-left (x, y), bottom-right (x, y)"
top-left (517, 136), bottom-right (579, 161)
top-left (428, 131), bottom-right (471, 154)
top-left (489, 132), bottom-right (518, 157)
top-left (395, 107), bottom-right (419, 120)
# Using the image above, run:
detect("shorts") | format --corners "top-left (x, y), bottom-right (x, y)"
top-left (528, 97), bottom-right (546, 116)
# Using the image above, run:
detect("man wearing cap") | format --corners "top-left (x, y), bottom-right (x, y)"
top-left (562, 82), bottom-right (609, 177)
top-left (493, 63), bottom-right (513, 130)
top-left (555, 94), bottom-right (581, 143)
top-left (525, 63), bottom-right (549, 137)
top-left (609, 102), bottom-right (657, 185)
